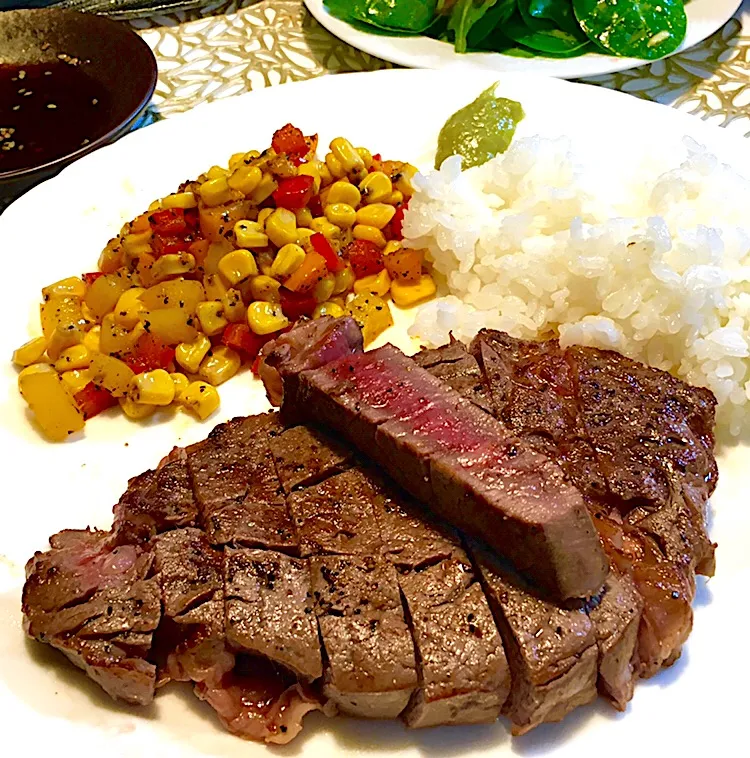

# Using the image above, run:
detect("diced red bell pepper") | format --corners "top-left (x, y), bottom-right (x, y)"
top-left (124, 333), bottom-right (175, 374)
top-left (390, 199), bottom-right (409, 240)
top-left (279, 288), bottom-right (317, 321)
top-left (74, 382), bottom-right (117, 420)
top-left (272, 124), bottom-right (308, 161)
top-left (152, 235), bottom-right (192, 257)
top-left (149, 208), bottom-right (189, 237)
top-left (308, 194), bottom-right (323, 218)
top-left (221, 323), bottom-right (268, 360)
top-left (82, 272), bottom-right (105, 286)
top-left (345, 239), bottom-right (385, 279)
top-left (251, 354), bottom-right (263, 376)
top-left (272, 175), bottom-right (315, 210)
top-left (310, 232), bottom-right (344, 273)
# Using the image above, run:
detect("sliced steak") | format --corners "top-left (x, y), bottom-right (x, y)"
top-left (586, 572), bottom-right (642, 710)
top-left (224, 548), bottom-right (322, 680)
top-left (187, 414), bottom-right (295, 551)
top-left (413, 340), bottom-right (495, 414)
top-left (471, 547), bottom-right (598, 736)
top-left (288, 468), bottom-right (384, 558)
top-left (267, 318), bottom-right (607, 601)
top-left (112, 451), bottom-right (198, 545)
top-left (269, 424), bottom-right (352, 494)
top-left (311, 554), bottom-right (417, 718)
top-left (22, 529), bottom-right (161, 705)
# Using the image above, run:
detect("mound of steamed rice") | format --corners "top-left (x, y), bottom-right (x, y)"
top-left (403, 136), bottom-right (750, 436)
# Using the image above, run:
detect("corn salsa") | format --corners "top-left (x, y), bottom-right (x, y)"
top-left (12, 125), bottom-right (437, 441)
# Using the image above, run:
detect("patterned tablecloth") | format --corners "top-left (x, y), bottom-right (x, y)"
top-left (129, 0), bottom-right (750, 135)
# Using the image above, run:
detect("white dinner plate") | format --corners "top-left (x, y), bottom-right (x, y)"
top-left (305, 0), bottom-right (741, 79)
top-left (0, 69), bottom-right (748, 757)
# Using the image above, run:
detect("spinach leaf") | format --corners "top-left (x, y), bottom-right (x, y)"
top-left (573, 0), bottom-right (687, 59)
top-left (504, 11), bottom-right (591, 55)
top-left (324, 0), bottom-right (437, 33)
top-left (466, 0), bottom-right (516, 47)
top-left (524, 0), bottom-right (582, 35)
top-left (447, 0), bottom-right (506, 53)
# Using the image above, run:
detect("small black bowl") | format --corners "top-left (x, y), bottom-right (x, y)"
top-left (0, 8), bottom-right (158, 204)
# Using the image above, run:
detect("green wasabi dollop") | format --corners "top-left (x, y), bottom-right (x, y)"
top-left (435, 84), bottom-right (524, 170)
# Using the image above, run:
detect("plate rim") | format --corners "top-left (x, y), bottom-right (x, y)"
top-left (303, 0), bottom-right (742, 80)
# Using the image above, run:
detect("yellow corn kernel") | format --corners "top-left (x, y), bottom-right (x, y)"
top-left (314, 274), bottom-right (335, 303)
top-left (257, 207), bottom-right (274, 229)
top-left (249, 275), bottom-right (281, 303)
top-left (330, 137), bottom-right (365, 173)
top-left (395, 164), bottom-right (418, 196)
top-left (162, 191), bottom-right (197, 209)
top-left (356, 203), bottom-right (396, 230)
top-left (353, 224), bottom-right (386, 248)
top-left (313, 301), bottom-right (346, 319)
top-left (383, 240), bottom-right (403, 256)
top-left (170, 372), bottom-right (190, 400)
top-left (265, 208), bottom-right (298, 248)
top-left (218, 249), bottom-right (258, 286)
top-left (119, 395), bottom-right (156, 420)
top-left (42, 276), bottom-right (86, 300)
top-left (175, 334), bottom-right (212, 374)
top-left (387, 190), bottom-right (404, 206)
top-left (247, 301), bottom-right (289, 336)
top-left (90, 354), bottom-right (135, 397)
top-left (122, 230), bottom-right (153, 257)
top-left (332, 265), bottom-right (355, 295)
top-left (195, 301), bottom-right (229, 337)
top-left (18, 364), bottom-right (85, 441)
top-left (310, 217), bottom-right (341, 240)
top-left (325, 152), bottom-right (346, 180)
top-left (130, 369), bottom-right (175, 406)
top-left (180, 381), bottom-right (220, 420)
top-left (318, 160), bottom-right (333, 187)
top-left (46, 324), bottom-right (85, 362)
top-left (12, 336), bottom-right (47, 367)
top-left (271, 243), bottom-right (306, 278)
top-left (324, 203), bottom-right (357, 229)
top-left (61, 368), bottom-right (92, 395)
top-left (296, 228), bottom-right (315, 245)
top-left (151, 253), bottom-right (196, 283)
top-left (198, 346), bottom-right (241, 385)
top-left (54, 345), bottom-right (91, 372)
top-left (295, 207), bottom-right (314, 228)
top-left (228, 165), bottom-right (263, 195)
top-left (327, 181), bottom-right (362, 208)
top-left (83, 326), bottom-right (101, 354)
top-left (360, 171), bottom-right (393, 204)
top-left (345, 294), bottom-right (393, 346)
top-left (206, 165), bottom-right (229, 180)
top-left (233, 220), bottom-right (268, 249)
top-left (356, 147), bottom-right (373, 170)
top-left (198, 176), bottom-right (233, 207)
top-left (297, 162), bottom-right (321, 194)
top-left (148, 200), bottom-right (161, 212)
top-left (354, 269), bottom-right (392, 298)
top-left (250, 173), bottom-right (278, 204)
top-left (229, 152), bottom-right (247, 171)
top-left (221, 288), bottom-right (246, 323)
top-left (114, 287), bottom-right (146, 329)
top-left (203, 273), bottom-right (229, 301)
top-left (390, 273), bottom-right (437, 307)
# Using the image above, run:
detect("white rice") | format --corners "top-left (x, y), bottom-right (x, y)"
top-left (403, 136), bottom-right (750, 435)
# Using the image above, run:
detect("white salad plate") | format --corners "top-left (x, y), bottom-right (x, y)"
top-left (305, 0), bottom-right (741, 79)
top-left (0, 69), bottom-right (748, 757)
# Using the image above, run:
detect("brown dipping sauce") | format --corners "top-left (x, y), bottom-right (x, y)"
top-left (0, 60), bottom-right (111, 174)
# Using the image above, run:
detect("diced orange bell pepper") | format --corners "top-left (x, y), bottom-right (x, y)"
top-left (189, 239), bottom-right (211, 271)
top-left (385, 248), bottom-right (424, 285)
top-left (283, 251), bottom-right (328, 294)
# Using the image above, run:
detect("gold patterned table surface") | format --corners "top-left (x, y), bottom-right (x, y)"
top-left (130, 0), bottom-right (750, 133)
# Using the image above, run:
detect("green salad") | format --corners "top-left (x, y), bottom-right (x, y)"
top-left (324, 0), bottom-right (689, 60)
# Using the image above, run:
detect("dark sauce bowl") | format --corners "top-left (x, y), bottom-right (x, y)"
top-left (0, 9), bottom-right (157, 204)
